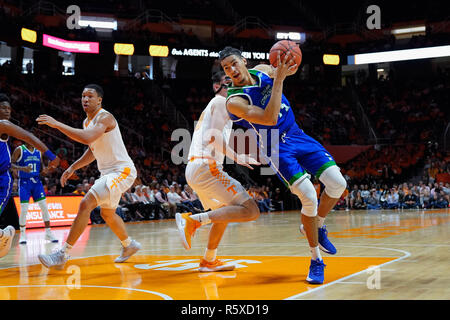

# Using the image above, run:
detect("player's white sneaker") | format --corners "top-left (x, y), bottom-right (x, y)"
top-left (45, 230), bottom-right (59, 243)
top-left (38, 249), bottom-right (69, 269)
top-left (0, 226), bottom-right (15, 258)
top-left (114, 240), bottom-right (141, 263)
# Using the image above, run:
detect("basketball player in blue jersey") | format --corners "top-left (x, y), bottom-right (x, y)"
top-left (219, 47), bottom-right (347, 284)
top-left (11, 142), bottom-right (58, 244)
top-left (0, 93), bottom-right (59, 258)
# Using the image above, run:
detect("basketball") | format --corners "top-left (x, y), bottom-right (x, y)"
top-left (269, 40), bottom-right (302, 68)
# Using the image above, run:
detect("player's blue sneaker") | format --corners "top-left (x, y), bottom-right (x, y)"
top-left (318, 225), bottom-right (337, 255)
top-left (299, 224), bottom-right (337, 255)
top-left (306, 258), bottom-right (326, 284)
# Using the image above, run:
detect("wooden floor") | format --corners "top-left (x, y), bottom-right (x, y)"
top-left (0, 208), bottom-right (448, 300)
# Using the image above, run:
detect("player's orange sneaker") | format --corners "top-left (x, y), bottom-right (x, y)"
top-left (175, 212), bottom-right (201, 250)
top-left (198, 258), bottom-right (236, 272)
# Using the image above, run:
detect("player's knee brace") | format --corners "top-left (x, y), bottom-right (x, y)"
top-left (290, 177), bottom-right (318, 217)
top-left (319, 165), bottom-right (347, 199)
top-left (37, 199), bottom-right (50, 222)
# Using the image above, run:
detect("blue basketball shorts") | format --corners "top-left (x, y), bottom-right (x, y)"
top-left (269, 127), bottom-right (337, 186)
top-left (19, 177), bottom-right (46, 203)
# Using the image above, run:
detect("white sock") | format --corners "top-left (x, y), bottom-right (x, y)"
top-left (20, 226), bottom-right (26, 234)
top-left (190, 212), bottom-right (211, 226)
top-left (62, 242), bottom-right (73, 254)
top-left (310, 246), bottom-right (322, 261)
top-left (204, 248), bottom-right (217, 262)
top-left (121, 237), bottom-right (132, 247)
top-left (317, 216), bottom-right (325, 228)
top-left (45, 227), bottom-right (51, 233)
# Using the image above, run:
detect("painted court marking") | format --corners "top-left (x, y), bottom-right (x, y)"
top-left (285, 246), bottom-right (411, 299)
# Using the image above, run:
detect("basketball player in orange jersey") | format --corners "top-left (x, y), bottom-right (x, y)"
top-left (36, 84), bottom-right (141, 269)
top-left (175, 71), bottom-right (260, 272)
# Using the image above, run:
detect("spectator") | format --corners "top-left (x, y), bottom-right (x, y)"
top-left (72, 184), bottom-right (85, 196)
top-left (271, 187), bottom-right (284, 211)
top-left (132, 185), bottom-right (153, 220)
top-left (121, 187), bottom-right (145, 221)
top-left (178, 185), bottom-right (202, 213)
top-left (155, 184), bottom-right (176, 218)
top-left (46, 184), bottom-right (57, 196)
top-left (349, 184), bottom-right (359, 209)
top-left (367, 190), bottom-right (381, 210)
top-left (255, 187), bottom-right (271, 213)
top-left (379, 186), bottom-right (389, 209)
top-left (402, 187), bottom-right (420, 209)
top-left (181, 184), bottom-right (204, 212)
top-left (429, 191), bottom-right (449, 208)
top-left (360, 185), bottom-right (370, 203)
top-left (386, 188), bottom-right (400, 209)
top-left (353, 192), bottom-right (367, 210)
top-left (167, 185), bottom-right (191, 213)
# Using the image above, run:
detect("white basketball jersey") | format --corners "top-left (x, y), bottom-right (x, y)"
top-left (84, 108), bottom-right (135, 174)
top-left (188, 95), bottom-right (232, 164)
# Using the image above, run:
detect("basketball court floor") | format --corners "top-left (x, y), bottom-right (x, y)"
top-left (0, 208), bottom-right (448, 300)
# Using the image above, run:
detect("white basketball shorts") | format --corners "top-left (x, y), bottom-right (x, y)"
top-left (185, 158), bottom-right (251, 210)
top-left (89, 166), bottom-right (137, 209)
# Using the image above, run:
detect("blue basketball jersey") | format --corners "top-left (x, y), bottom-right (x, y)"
top-left (0, 135), bottom-right (11, 173)
top-left (225, 68), bottom-right (337, 186)
top-left (17, 145), bottom-right (41, 179)
top-left (226, 69), bottom-right (299, 136)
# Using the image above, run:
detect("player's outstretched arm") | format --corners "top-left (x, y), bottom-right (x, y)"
top-left (60, 148), bottom-right (95, 187)
top-left (207, 101), bottom-right (260, 169)
top-left (36, 113), bottom-right (112, 145)
top-left (0, 120), bottom-right (59, 168)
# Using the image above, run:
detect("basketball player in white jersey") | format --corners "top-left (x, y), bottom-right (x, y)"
top-left (36, 84), bottom-right (141, 269)
top-left (175, 72), bottom-right (260, 272)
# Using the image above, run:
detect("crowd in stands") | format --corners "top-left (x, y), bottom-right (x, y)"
top-left (333, 181), bottom-right (450, 211)
top-left (0, 19), bottom-right (448, 224)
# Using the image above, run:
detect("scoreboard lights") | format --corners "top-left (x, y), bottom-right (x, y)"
top-left (114, 43), bottom-right (135, 55)
top-left (348, 45), bottom-right (450, 65)
top-left (21, 28), bottom-right (37, 43)
top-left (149, 45), bottom-right (169, 57)
top-left (323, 54), bottom-right (340, 65)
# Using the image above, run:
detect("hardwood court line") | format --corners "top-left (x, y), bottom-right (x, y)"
top-left (0, 285), bottom-right (173, 300)
top-left (284, 246), bottom-right (411, 300)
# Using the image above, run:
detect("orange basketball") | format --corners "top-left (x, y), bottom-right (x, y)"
top-left (269, 40), bottom-right (302, 68)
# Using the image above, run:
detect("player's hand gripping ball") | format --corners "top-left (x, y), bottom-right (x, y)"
top-left (269, 40), bottom-right (302, 73)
